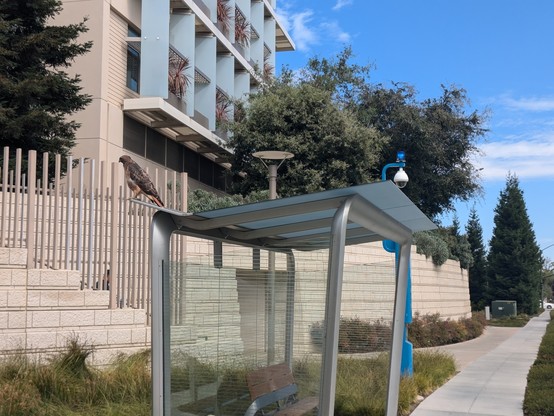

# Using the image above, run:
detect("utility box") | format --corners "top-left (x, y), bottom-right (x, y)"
top-left (491, 300), bottom-right (517, 318)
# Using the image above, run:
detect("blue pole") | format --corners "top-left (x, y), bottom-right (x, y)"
top-left (382, 158), bottom-right (413, 377)
top-left (382, 240), bottom-right (413, 376)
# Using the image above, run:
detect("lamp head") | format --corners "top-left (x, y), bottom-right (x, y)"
top-left (393, 167), bottom-right (409, 188)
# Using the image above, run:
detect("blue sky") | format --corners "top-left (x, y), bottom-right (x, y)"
top-left (274, 0), bottom-right (554, 261)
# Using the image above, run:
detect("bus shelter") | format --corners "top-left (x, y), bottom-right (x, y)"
top-left (147, 181), bottom-right (436, 416)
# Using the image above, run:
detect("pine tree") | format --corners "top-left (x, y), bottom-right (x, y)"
top-left (436, 214), bottom-right (473, 269)
top-left (487, 174), bottom-right (542, 314)
top-left (0, 0), bottom-right (91, 174)
top-left (466, 206), bottom-right (488, 310)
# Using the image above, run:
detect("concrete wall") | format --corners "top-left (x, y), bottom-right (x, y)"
top-left (0, 240), bottom-right (470, 366)
top-left (0, 247), bottom-right (150, 366)
top-left (167, 240), bottom-right (471, 363)
top-left (412, 253), bottom-right (471, 320)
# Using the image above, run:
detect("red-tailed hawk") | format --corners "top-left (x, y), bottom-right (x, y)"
top-left (119, 155), bottom-right (164, 207)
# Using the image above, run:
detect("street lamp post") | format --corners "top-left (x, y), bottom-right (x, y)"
top-left (253, 150), bottom-right (294, 365)
top-left (540, 243), bottom-right (554, 256)
top-left (381, 151), bottom-right (413, 377)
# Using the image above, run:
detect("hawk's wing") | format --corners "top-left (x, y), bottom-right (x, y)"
top-left (127, 160), bottom-right (164, 207)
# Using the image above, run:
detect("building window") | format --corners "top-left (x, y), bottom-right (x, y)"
top-left (166, 139), bottom-right (184, 172)
top-left (146, 129), bottom-right (166, 166)
top-left (126, 27), bottom-right (140, 93)
top-left (123, 116), bottom-right (146, 156)
top-left (184, 147), bottom-right (199, 180)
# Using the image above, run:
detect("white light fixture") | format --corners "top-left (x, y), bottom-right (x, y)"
top-left (252, 150), bottom-right (294, 200)
top-left (252, 150), bottom-right (294, 166)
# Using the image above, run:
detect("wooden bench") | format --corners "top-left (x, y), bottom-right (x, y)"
top-left (244, 363), bottom-right (319, 416)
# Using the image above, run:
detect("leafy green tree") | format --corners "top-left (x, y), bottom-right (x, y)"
top-left (0, 0), bottom-right (91, 174)
top-left (299, 46), bottom-right (371, 108)
top-left (466, 206), bottom-right (489, 310)
top-left (288, 48), bottom-right (488, 219)
top-left (487, 174), bottom-right (542, 314)
top-left (187, 188), bottom-right (269, 212)
top-left (231, 48), bottom-right (486, 221)
top-left (229, 78), bottom-right (387, 196)
top-left (356, 83), bottom-right (487, 220)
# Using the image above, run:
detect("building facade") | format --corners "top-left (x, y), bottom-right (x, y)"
top-left (58, 0), bottom-right (294, 192)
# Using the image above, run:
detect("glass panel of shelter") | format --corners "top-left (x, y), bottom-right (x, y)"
top-left (166, 237), bottom-right (395, 415)
top-left (167, 240), bottom-right (321, 414)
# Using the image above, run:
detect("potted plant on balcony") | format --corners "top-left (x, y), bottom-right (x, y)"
top-left (234, 7), bottom-right (250, 47)
top-left (168, 53), bottom-right (191, 100)
top-left (215, 89), bottom-right (233, 140)
top-left (217, 0), bottom-right (232, 37)
top-left (263, 55), bottom-right (274, 82)
top-left (216, 89), bottom-right (233, 125)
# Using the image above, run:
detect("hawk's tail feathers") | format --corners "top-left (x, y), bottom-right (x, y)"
top-left (147, 194), bottom-right (164, 207)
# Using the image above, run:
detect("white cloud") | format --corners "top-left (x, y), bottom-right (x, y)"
top-left (275, 2), bottom-right (352, 53)
top-left (498, 95), bottom-right (554, 112)
top-left (477, 135), bottom-right (554, 180)
top-left (291, 10), bottom-right (318, 52)
top-left (320, 21), bottom-right (351, 43)
top-left (332, 0), bottom-right (354, 11)
top-left (475, 93), bottom-right (554, 180)
top-left (274, 3), bottom-right (292, 32)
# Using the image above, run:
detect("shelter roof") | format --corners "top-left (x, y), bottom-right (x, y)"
top-left (142, 181), bottom-right (437, 251)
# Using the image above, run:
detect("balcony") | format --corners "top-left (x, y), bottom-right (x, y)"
top-left (123, 94), bottom-right (231, 166)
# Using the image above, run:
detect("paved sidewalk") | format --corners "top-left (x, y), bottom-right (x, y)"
top-left (410, 311), bottom-right (551, 416)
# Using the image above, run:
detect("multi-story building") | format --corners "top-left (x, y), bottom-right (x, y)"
top-left (58, 0), bottom-right (294, 192)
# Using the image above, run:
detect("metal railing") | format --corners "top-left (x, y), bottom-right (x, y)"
top-left (0, 147), bottom-right (188, 315)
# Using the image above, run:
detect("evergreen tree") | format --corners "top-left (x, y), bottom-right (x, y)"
top-left (437, 215), bottom-right (473, 269)
top-left (487, 174), bottom-right (542, 314)
top-left (0, 0), bottom-right (91, 175)
top-left (466, 206), bottom-right (488, 310)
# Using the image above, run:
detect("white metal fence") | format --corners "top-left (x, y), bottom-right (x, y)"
top-left (0, 147), bottom-right (188, 314)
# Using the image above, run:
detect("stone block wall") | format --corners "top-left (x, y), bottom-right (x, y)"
top-left (411, 253), bottom-right (471, 320)
top-left (291, 242), bottom-right (471, 321)
top-left (0, 247), bottom-right (150, 366)
top-left (170, 264), bottom-right (244, 364)
top-left (0, 239), bottom-right (471, 367)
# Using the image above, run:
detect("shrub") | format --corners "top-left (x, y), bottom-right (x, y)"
top-left (412, 350), bottom-right (456, 393)
top-left (0, 338), bottom-right (154, 415)
top-left (408, 312), bottom-right (485, 348)
top-left (50, 337), bottom-right (93, 379)
top-left (335, 355), bottom-right (390, 415)
top-left (488, 314), bottom-right (530, 327)
top-left (536, 321), bottom-right (554, 363)
top-left (187, 188), bottom-right (269, 212)
top-left (0, 380), bottom-right (43, 416)
top-left (33, 338), bottom-right (96, 405)
top-left (310, 317), bottom-right (392, 353)
top-left (0, 352), bottom-right (30, 382)
top-left (101, 350), bottom-right (151, 402)
top-left (524, 317), bottom-right (554, 416)
top-left (413, 231), bottom-right (450, 266)
top-left (0, 338), bottom-right (458, 416)
top-left (334, 351), bottom-right (456, 416)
